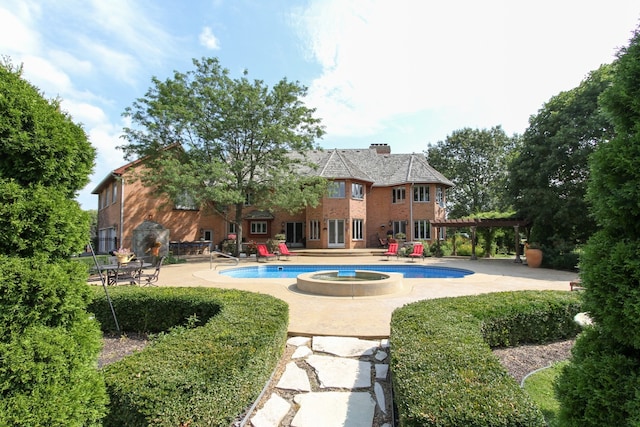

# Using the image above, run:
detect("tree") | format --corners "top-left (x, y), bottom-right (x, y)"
top-left (555, 28), bottom-right (640, 426)
top-left (507, 65), bottom-right (614, 249)
top-left (120, 57), bottom-right (327, 254)
top-left (0, 59), bottom-right (107, 425)
top-left (426, 126), bottom-right (517, 218)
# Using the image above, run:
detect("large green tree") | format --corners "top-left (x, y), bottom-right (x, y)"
top-left (120, 57), bottom-right (327, 253)
top-left (426, 126), bottom-right (517, 218)
top-left (0, 60), bottom-right (106, 425)
top-left (556, 28), bottom-right (640, 426)
top-left (507, 65), bottom-right (614, 249)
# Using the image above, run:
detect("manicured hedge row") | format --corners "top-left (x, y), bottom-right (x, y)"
top-left (88, 286), bottom-right (289, 427)
top-left (390, 290), bottom-right (582, 427)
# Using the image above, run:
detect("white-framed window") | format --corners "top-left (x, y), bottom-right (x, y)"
top-left (413, 185), bottom-right (430, 202)
top-left (392, 186), bottom-right (405, 203)
top-left (436, 186), bottom-right (444, 206)
top-left (414, 220), bottom-right (431, 240)
top-left (250, 221), bottom-right (267, 234)
top-left (244, 192), bottom-right (253, 206)
top-left (174, 191), bottom-right (198, 210)
top-left (439, 226), bottom-right (446, 240)
top-left (112, 181), bottom-right (118, 204)
top-left (229, 223), bottom-right (237, 234)
top-left (105, 188), bottom-right (110, 207)
top-left (351, 183), bottom-right (364, 200)
top-left (309, 220), bottom-right (320, 240)
top-left (327, 181), bottom-right (346, 198)
top-left (352, 219), bottom-right (363, 240)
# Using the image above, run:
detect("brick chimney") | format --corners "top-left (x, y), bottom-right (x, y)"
top-left (370, 143), bottom-right (390, 154)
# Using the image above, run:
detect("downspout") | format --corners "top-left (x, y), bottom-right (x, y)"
top-left (409, 182), bottom-right (414, 241)
top-left (119, 175), bottom-right (125, 248)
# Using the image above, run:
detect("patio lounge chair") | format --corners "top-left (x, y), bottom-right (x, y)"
top-left (382, 243), bottom-right (399, 260)
top-left (256, 244), bottom-right (278, 262)
top-left (408, 243), bottom-right (425, 262)
top-left (278, 243), bottom-right (297, 260)
top-left (138, 256), bottom-right (166, 286)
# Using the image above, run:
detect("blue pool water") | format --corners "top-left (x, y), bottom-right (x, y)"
top-left (219, 264), bottom-right (473, 279)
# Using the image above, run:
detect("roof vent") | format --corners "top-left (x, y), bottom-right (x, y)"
top-left (369, 143), bottom-right (390, 154)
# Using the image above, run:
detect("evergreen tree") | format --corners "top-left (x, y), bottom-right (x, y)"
top-left (0, 59), bottom-right (107, 425)
top-left (556, 27), bottom-right (640, 426)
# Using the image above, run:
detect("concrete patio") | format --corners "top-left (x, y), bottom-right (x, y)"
top-left (150, 253), bottom-right (578, 338)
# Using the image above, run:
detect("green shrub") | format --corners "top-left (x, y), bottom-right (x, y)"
top-left (0, 256), bottom-right (107, 426)
top-left (555, 328), bottom-right (640, 427)
top-left (390, 291), bottom-right (582, 427)
top-left (88, 286), bottom-right (289, 427)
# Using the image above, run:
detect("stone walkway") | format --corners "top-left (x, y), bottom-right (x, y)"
top-left (249, 336), bottom-right (392, 427)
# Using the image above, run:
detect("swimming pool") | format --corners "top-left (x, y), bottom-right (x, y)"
top-left (219, 264), bottom-right (473, 279)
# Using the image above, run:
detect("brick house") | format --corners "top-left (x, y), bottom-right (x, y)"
top-left (91, 143), bottom-right (452, 253)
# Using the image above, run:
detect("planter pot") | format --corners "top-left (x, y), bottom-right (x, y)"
top-left (525, 249), bottom-right (543, 268)
top-left (116, 254), bottom-right (135, 264)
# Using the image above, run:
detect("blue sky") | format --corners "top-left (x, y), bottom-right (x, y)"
top-left (1, 0), bottom-right (639, 210)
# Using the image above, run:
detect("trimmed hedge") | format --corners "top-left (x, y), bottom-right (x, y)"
top-left (88, 286), bottom-right (289, 427)
top-left (390, 290), bottom-right (582, 427)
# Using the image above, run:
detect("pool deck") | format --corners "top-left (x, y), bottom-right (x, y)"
top-left (144, 252), bottom-right (579, 338)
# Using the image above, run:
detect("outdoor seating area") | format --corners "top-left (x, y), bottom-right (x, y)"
top-left (91, 256), bottom-right (162, 286)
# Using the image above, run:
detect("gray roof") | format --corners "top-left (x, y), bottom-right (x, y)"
top-left (300, 148), bottom-right (453, 187)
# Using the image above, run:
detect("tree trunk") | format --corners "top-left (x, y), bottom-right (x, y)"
top-left (235, 203), bottom-right (244, 256)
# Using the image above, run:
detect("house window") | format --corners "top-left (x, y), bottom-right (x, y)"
top-left (392, 221), bottom-right (407, 236)
top-left (250, 221), bottom-right (267, 234)
top-left (309, 220), bottom-right (320, 240)
top-left (414, 220), bottom-right (431, 240)
top-left (203, 230), bottom-right (213, 241)
top-left (436, 186), bottom-right (444, 206)
top-left (352, 219), bottom-right (363, 240)
top-left (105, 188), bottom-right (110, 207)
top-left (112, 181), bottom-right (118, 204)
top-left (244, 192), bottom-right (253, 206)
top-left (174, 191), bottom-right (198, 210)
top-left (413, 185), bottom-right (430, 202)
top-left (327, 181), bottom-right (346, 198)
top-left (351, 183), bottom-right (364, 200)
top-left (392, 187), bottom-right (405, 203)
top-left (229, 223), bottom-right (237, 234)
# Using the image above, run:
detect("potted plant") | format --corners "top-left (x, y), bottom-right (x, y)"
top-left (113, 247), bottom-right (135, 264)
top-left (394, 232), bottom-right (406, 245)
top-left (524, 242), bottom-right (543, 268)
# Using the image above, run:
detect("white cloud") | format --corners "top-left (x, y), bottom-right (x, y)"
top-left (293, 0), bottom-right (640, 139)
top-left (199, 26), bottom-right (221, 50)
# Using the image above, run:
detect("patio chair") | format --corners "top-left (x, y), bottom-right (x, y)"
top-left (138, 256), bottom-right (167, 286)
top-left (256, 244), bottom-right (277, 262)
top-left (382, 243), bottom-right (399, 260)
top-left (110, 259), bottom-right (144, 285)
top-left (408, 243), bottom-right (425, 262)
top-left (278, 243), bottom-right (297, 260)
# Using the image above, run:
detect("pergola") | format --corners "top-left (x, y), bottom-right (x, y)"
top-left (430, 218), bottom-right (531, 262)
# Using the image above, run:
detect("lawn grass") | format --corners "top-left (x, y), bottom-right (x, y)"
top-left (523, 361), bottom-right (569, 427)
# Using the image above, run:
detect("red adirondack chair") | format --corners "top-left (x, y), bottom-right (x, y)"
top-left (382, 243), bottom-right (399, 260)
top-left (256, 243), bottom-right (277, 262)
top-left (408, 243), bottom-right (424, 261)
top-left (277, 243), bottom-right (297, 260)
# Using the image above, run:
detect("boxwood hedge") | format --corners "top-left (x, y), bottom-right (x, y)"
top-left (390, 290), bottom-right (582, 427)
top-left (88, 286), bottom-right (289, 427)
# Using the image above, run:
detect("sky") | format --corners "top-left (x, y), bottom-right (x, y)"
top-left (1, 0), bottom-right (639, 210)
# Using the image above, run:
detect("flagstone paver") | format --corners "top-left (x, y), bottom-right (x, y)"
top-left (248, 336), bottom-right (393, 426)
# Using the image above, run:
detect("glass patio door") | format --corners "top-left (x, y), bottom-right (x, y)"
top-left (328, 219), bottom-right (345, 248)
top-left (285, 222), bottom-right (305, 247)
